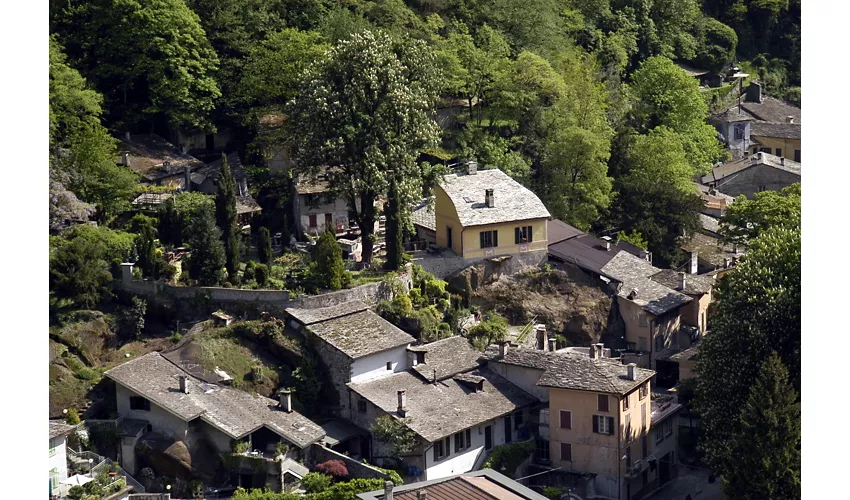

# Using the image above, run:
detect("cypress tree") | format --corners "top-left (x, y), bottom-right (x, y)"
top-left (157, 198), bottom-right (181, 246)
top-left (722, 352), bottom-right (801, 500)
top-left (257, 227), bottom-right (273, 265)
top-left (312, 228), bottom-right (347, 291)
top-left (135, 222), bottom-right (158, 278)
top-left (215, 153), bottom-right (240, 276)
top-left (384, 174), bottom-right (404, 271)
top-left (188, 203), bottom-right (225, 286)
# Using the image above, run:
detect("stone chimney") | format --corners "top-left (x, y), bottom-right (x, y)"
top-left (689, 252), bottom-right (698, 274)
top-left (627, 289), bottom-right (639, 301)
top-left (184, 166), bottom-right (192, 192)
top-left (121, 151), bottom-right (130, 167)
top-left (120, 262), bottom-right (134, 284)
top-left (601, 236), bottom-right (612, 251)
top-left (485, 188), bottom-right (495, 208)
top-left (589, 345), bottom-right (597, 359)
top-left (397, 390), bottom-right (407, 417)
top-left (627, 363), bottom-right (637, 381)
top-left (178, 375), bottom-right (189, 394)
top-left (279, 389), bottom-right (292, 413)
top-left (595, 343), bottom-right (605, 359)
top-left (745, 82), bottom-right (762, 103)
top-left (499, 342), bottom-right (510, 357)
top-left (467, 161), bottom-right (478, 175)
top-left (780, 157), bottom-right (785, 166)
top-left (535, 325), bottom-right (548, 350)
top-left (548, 338), bottom-right (557, 352)
top-left (384, 481), bottom-right (394, 500)
top-left (786, 116), bottom-right (795, 124)
top-left (679, 272), bottom-right (687, 291)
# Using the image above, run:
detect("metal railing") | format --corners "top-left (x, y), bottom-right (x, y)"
top-left (68, 448), bottom-right (146, 493)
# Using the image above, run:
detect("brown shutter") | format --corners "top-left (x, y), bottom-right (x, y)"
top-left (592, 415), bottom-right (599, 434)
top-left (560, 410), bottom-right (571, 429)
top-left (561, 442), bottom-right (572, 462)
top-left (607, 417), bottom-right (615, 434)
top-left (598, 394), bottom-right (608, 412)
top-left (493, 230), bottom-right (498, 247)
top-left (515, 227), bottom-right (521, 244)
top-left (528, 225), bottom-right (533, 242)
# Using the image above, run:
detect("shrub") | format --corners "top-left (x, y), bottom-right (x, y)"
top-left (543, 486), bottom-right (567, 499)
top-left (315, 459), bottom-right (349, 479)
top-left (74, 366), bottom-right (100, 381)
top-left (233, 440), bottom-right (251, 454)
top-left (255, 264), bottom-right (269, 286)
top-left (258, 227), bottom-right (273, 265)
top-left (374, 467), bottom-right (403, 486)
top-left (301, 472), bottom-right (332, 493)
top-left (66, 408), bottom-right (81, 425)
top-left (169, 332), bottom-right (183, 343)
top-left (274, 442), bottom-right (289, 457)
top-left (243, 261), bottom-right (256, 282)
top-left (67, 486), bottom-right (85, 500)
top-left (482, 441), bottom-right (535, 476)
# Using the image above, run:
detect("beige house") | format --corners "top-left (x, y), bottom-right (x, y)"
top-left (434, 165), bottom-right (550, 259)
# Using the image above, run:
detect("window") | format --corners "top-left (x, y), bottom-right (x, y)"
top-left (49, 446), bottom-right (56, 457)
top-left (794, 150), bottom-right (801, 162)
top-left (656, 426), bottom-right (664, 444)
top-left (775, 148), bottom-right (782, 157)
top-left (598, 394), bottom-right (609, 412)
top-left (626, 342), bottom-right (636, 352)
top-left (434, 440), bottom-right (445, 461)
top-left (480, 230), bottom-right (498, 248)
top-left (386, 361), bottom-right (393, 371)
top-left (130, 396), bottom-right (151, 411)
top-left (639, 383), bottom-right (648, 400)
top-left (560, 442), bottom-right (572, 462)
top-left (357, 400), bottom-right (367, 414)
top-left (308, 214), bottom-right (317, 228)
top-left (664, 418), bottom-right (673, 437)
top-left (759, 147), bottom-right (772, 154)
top-left (446, 226), bottom-right (453, 249)
top-left (559, 410), bottom-right (572, 429)
top-left (452, 429), bottom-right (472, 452)
top-left (540, 409), bottom-right (550, 427)
top-left (624, 414), bottom-right (631, 441)
top-left (50, 468), bottom-right (58, 490)
top-left (623, 394), bottom-right (630, 411)
top-left (733, 124), bottom-right (745, 141)
top-left (536, 439), bottom-right (550, 462)
top-left (515, 226), bottom-right (533, 244)
top-left (638, 337), bottom-right (648, 351)
top-left (642, 435), bottom-right (648, 459)
top-left (513, 411), bottom-right (524, 429)
top-left (593, 415), bottom-right (614, 435)
top-left (639, 315), bottom-right (648, 327)
top-left (324, 213), bottom-right (333, 229)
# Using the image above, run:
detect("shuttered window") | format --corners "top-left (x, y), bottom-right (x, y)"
top-left (480, 230), bottom-right (498, 248)
top-left (560, 442), bottom-right (572, 462)
top-left (592, 415), bottom-right (615, 435)
top-left (515, 226), bottom-right (533, 244)
top-left (598, 394), bottom-right (609, 412)
top-left (560, 410), bottom-right (572, 429)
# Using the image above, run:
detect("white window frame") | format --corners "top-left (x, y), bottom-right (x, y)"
top-left (597, 415), bottom-right (611, 435)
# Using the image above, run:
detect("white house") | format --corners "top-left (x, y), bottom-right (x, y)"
top-left (49, 421), bottom-right (77, 498)
top-left (285, 301), bottom-right (416, 415)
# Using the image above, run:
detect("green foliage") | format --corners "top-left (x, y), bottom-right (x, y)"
top-left (301, 472), bottom-right (332, 494)
top-left (275, 442), bottom-right (289, 457)
top-left (311, 229), bottom-right (349, 291)
top-left (374, 467), bottom-right (403, 486)
top-left (694, 17), bottom-right (738, 72)
top-left (423, 279), bottom-right (449, 303)
top-left (617, 229), bottom-right (648, 250)
top-left (233, 440), bottom-right (251, 454)
top-left (371, 415), bottom-right (418, 459)
top-left (66, 408), bottom-right (81, 425)
top-left (543, 487), bottom-right (567, 500)
top-left (695, 226), bottom-right (800, 477)
top-left (215, 153), bottom-right (241, 276)
top-left (288, 30), bottom-right (440, 263)
top-left (127, 297), bottom-right (147, 340)
top-left (482, 440), bottom-right (535, 476)
top-left (721, 352), bottom-right (800, 499)
top-left (289, 357), bottom-right (323, 410)
top-left (257, 227), bottom-right (273, 265)
top-left (67, 485), bottom-right (85, 500)
top-left (720, 183), bottom-right (800, 246)
top-left (187, 203), bottom-right (226, 286)
top-left (134, 219), bottom-right (160, 279)
top-left (466, 311), bottom-right (509, 350)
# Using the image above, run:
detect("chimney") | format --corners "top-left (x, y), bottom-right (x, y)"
top-left (595, 343), bottom-right (605, 358)
top-left (786, 116), bottom-right (794, 124)
top-left (757, 152), bottom-right (765, 162)
top-left (627, 288), bottom-right (639, 300)
top-left (745, 82), bottom-right (762, 103)
top-left (601, 236), bottom-right (612, 251)
top-left (780, 157), bottom-right (785, 166)
top-left (689, 252), bottom-right (698, 274)
top-left (178, 375), bottom-right (189, 394)
top-left (279, 389), bottom-right (292, 413)
top-left (417, 491), bottom-right (427, 500)
top-left (627, 363), bottom-right (636, 381)
top-left (548, 338), bottom-right (557, 352)
top-left (125, 131), bottom-right (131, 141)
top-left (476, 380), bottom-right (485, 393)
top-left (184, 165), bottom-right (191, 192)
top-left (536, 325), bottom-right (548, 350)
top-left (384, 481), bottom-right (394, 500)
top-left (724, 257), bottom-right (732, 268)
top-left (467, 161), bottom-right (478, 175)
top-left (679, 272), bottom-right (687, 291)
top-left (499, 342), bottom-right (509, 357)
top-left (397, 390), bottom-right (407, 417)
top-left (121, 151), bottom-right (130, 167)
top-left (485, 188), bottom-right (495, 208)
top-left (589, 345), bottom-right (597, 359)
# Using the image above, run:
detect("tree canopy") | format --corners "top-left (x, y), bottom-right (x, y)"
top-left (720, 183), bottom-right (800, 246)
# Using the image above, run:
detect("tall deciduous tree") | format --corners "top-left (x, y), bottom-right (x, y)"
top-left (215, 154), bottom-right (240, 276)
top-left (288, 30), bottom-right (440, 263)
top-left (59, 0), bottom-right (221, 130)
top-left (722, 352), bottom-right (801, 500)
top-left (695, 225), bottom-right (800, 477)
top-left (720, 183), bottom-right (800, 246)
top-left (187, 204), bottom-right (226, 286)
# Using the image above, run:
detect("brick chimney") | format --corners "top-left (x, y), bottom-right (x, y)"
top-left (178, 375), bottom-right (189, 394)
top-left (485, 188), bottom-right (495, 208)
top-left (279, 389), bottom-right (292, 413)
top-left (397, 390), bottom-right (407, 418)
top-left (627, 363), bottom-right (637, 381)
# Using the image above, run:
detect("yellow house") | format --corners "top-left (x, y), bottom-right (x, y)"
top-left (434, 166), bottom-right (550, 259)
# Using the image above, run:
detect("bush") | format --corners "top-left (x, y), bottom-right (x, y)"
top-left (66, 408), bottom-right (81, 425)
top-left (315, 459), bottom-right (349, 479)
top-left (374, 467), bottom-right (403, 486)
top-left (169, 332), bottom-right (183, 343)
top-left (543, 486), bottom-right (567, 499)
top-left (243, 261), bottom-right (256, 282)
top-left (67, 485), bottom-right (85, 500)
top-left (275, 442), bottom-right (289, 457)
top-left (482, 441), bottom-right (535, 477)
top-left (301, 472), bottom-right (332, 493)
top-left (255, 264), bottom-right (269, 286)
top-left (233, 440), bottom-right (251, 454)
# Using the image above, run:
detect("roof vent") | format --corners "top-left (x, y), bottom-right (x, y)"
top-left (786, 116), bottom-right (794, 124)
top-left (485, 188), bottom-right (495, 208)
top-left (627, 363), bottom-right (637, 381)
top-left (627, 288), bottom-right (639, 300)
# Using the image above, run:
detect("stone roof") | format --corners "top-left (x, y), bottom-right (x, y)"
top-left (49, 421), bottom-right (77, 441)
top-left (699, 214), bottom-right (721, 235)
top-left (712, 105), bottom-right (756, 123)
top-left (118, 134), bottom-right (205, 181)
top-left (294, 170), bottom-right (335, 195)
top-left (702, 152), bottom-right (801, 185)
top-left (411, 200), bottom-right (436, 231)
top-left (104, 352), bottom-right (325, 448)
top-left (236, 195), bottom-right (262, 215)
top-left (649, 269), bottom-right (715, 295)
top-left (438, 169), bottom-right (550, 227)
top-left (601, 252), bottom-right (693, 315)
top-left (740, 96), bottom-right (801, 124)
top-left (670, 344), bottom-right (700, 362)
top-left (482, 346), bottom-right (654, 395)
top-left (547, 219), bottom-right (586, 245)
top-left (198, 152), bottom-right (248, 183)
top-left (348, 368), bottom-right (535, 442)
top-left (286, 300), bottom-right (370, 325)
top-left (751, 121), bottom-right (801, 140)
top-left (301, 309), bottom-right (415, 359)
top-left (680, 232), bottom-right (740, 268)
top-left (409, 336), bottom-right (482, 381)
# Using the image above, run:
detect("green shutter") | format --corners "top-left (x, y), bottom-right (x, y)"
top-left (592, 416), bottom-right (599, 433)
top-left (515, 227), bottom-right (520, 244)
top-left (480, 231), bottom-right (486, 248)
top-left (528, 225), bottom-right (533, 243)
top-left (493, 230), bottom-right (498, 247)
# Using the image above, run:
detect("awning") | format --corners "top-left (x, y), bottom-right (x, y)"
top-left (61, 474), bottom-right (93, 486)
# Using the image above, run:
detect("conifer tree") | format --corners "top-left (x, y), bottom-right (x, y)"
top-left (215, 153), bottom-right (240, 276)
top-left (135, 222), bottom-right (159, 278)
top-left (257, 227), bottom-right (273, 265)
top-left (722, 352), bottom-right (801, 500)
top-left (188, 203), bottom-right (225, 286)
top-left (312, 228), bottom-right (348, 291)
top-left (384, 174), bottom-right (405, 271)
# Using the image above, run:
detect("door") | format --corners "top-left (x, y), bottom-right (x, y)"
top-left (206, 133), bottom-right (215, 151)
top-left (446, 226), bottom-right (452, 249)
top-left (504, 415), bottom-right (512, 443)
top-left (659, 452), bottom-right (671, 485)
top-left (484, 425), bottom-right (493, 450)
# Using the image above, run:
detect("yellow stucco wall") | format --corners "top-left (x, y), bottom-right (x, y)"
top-left (434, 185), bottom-right (548, 258)
top-left (681, 291), bottom-right (712, 333)
top-left (618, 298), bottom-right (652, 350)
top-left (750, 136), bottom-right (801, 160)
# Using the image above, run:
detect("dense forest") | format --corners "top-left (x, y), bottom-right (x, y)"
top-left (49, 0), bottom-right (801, 275)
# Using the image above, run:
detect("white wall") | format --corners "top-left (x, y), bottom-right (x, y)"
top-left (487, 362), bottom-right (549, 402)
top-left (116, 384), bottom-right (189, 443)
top-left (423, 416), bottom-right (509, 481)
top-left (49, 435), bottom-right (68, 496)
top-left (350, 346), bottom-right (410, 384)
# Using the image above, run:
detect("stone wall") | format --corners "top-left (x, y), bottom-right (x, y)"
top-left (307, 444), bottom-right (390, 481)
top-left (415, 249), bottom-right (547, 283)
top-left (714, 162), bottom-right (800, 199)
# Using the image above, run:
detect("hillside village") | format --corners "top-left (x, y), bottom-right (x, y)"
top-left (48, 2), bottom-right (801, 500)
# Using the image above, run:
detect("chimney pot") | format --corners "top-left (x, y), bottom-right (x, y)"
top-left (499, 342), bottom-right (509, 357)
top-left (627, 363), bottom-right (636, 381)
top-left (680, 272), bottom-right (687, 291)
top-left (595, 343), bottom-right (605, 358)
top-left (178, 375), bottom-right (189, 394)
top-left (548, 338), bottom-right (557, 352)
top-left (467, 161), bottom-right (478, 175)
top-left (786, 116), bottom-right (794, 124)
top-left (279, 389), bottom-right (292, 413)
top-left (384, 481), bottom-right (394, 500)
top-left (397, 390), bottom-right (407, 417)
top-left (589, 346), bottom-right (597, 359)
top-left (485, 188), bottom-right (495, 208)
